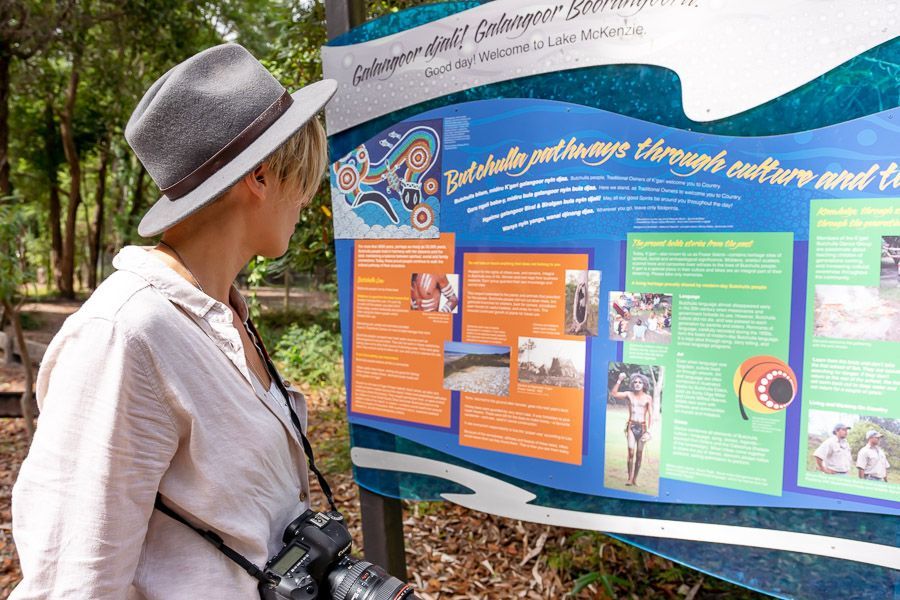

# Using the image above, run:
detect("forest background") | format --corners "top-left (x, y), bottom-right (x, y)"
top-left (0, 1), bottom-right (765, 597)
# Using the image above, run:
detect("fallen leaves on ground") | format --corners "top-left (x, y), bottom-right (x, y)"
top-left (0, 419), bottom-right (29, 598)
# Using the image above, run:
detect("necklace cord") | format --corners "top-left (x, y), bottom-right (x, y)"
top-left (158, 240), bottom-right (206, 294)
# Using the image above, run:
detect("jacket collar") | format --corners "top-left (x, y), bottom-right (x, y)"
top-left (112, 245), bottom-right (249, 323)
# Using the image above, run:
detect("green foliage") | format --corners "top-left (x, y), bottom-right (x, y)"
top-left (273, 322), bottom-right (343, 388)
top-left (245, 255), bottom-right (270, 320)
top-left (271, 313), bottom-right (346, 473)
top-left (18, 312), bottom-right (42, 331)
top-left (0, 202), bottom-right (35, 301)
top-left (848, 420), bottom-right (899, 459)
top-left (256, 303), bottom-right (340, 344)
top-left (366, 0), bottom-right (443, 20)
top-left (570, 569), bottom-right (630, 597)
top-left (409, 501), bottom-right (444, 517)
top-left (7, 0), bottom-right (290, 296)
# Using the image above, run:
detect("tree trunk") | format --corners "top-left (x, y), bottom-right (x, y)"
top-left (48, 183), bottom-right (63, 290)
top-left (123, 165), bottom-right (146, 245)
top-left (58, 54), bottom-right (82, 299)
top-left (3, 299), bottom-right (35, 440)
top-left (44, 99), bottom-right (64, 291)
top-left (0, 50), bottom-right (10, 197)
top-left (284, 270), bottom-right (291, 311)
top-left (88, 143), bottom-right (109, 289)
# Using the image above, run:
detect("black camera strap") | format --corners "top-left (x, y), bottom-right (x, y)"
top-left (154, 493), bottom-right (278, 586)
top-left (154, 314), bottom-right (340, 584)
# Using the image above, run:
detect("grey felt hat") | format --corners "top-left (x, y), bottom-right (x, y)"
top-left (126, 43), bottom-right (336, 237)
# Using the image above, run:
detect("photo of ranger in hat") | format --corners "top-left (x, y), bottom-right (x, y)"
top-left (813, 422), bottom-right (853, 475)
top-left (857, 430), bottom-right (890, 482)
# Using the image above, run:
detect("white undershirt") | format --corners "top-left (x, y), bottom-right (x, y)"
top-left (266, 380), bottom-right (291, 420)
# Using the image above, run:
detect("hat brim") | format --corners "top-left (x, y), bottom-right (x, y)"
top-left (137, 79), bottom-right (337, 238)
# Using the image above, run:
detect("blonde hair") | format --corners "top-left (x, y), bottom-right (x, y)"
top-left (266, 116), bottom-right (328, 204)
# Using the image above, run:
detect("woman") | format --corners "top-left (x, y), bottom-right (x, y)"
top-left (610, 372), bottom-right (653, 487)
top-left (11, 44), bottom-right (336, 598)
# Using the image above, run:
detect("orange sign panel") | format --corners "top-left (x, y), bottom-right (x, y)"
top-left (459, 252), bottom-right (589, 464)
top-left (351, 234), bottom-right (455, 427)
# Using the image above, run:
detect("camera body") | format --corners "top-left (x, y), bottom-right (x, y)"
top-left (260, 509), bottom-right (352, 600)
top-left (260, 509), bottom-right (418, 600)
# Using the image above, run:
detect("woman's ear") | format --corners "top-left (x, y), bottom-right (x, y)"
top-left (243, 163), bottom-right (270, 201)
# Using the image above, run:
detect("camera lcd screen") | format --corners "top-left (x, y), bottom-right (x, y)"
top-left (272, 545), bottom-right (307, 576)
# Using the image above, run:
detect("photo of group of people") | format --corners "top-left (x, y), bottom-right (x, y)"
top-left (517, 337), bottom-right (586, 389)
top-left (604, 362), bottom-right (664, 496)
top-left (410, 272), bottom-right (458, 313)
top-left (806, 410), bottom-right (897, 485)
top-left (608, 292), bottom-right (673, 344)
top-left (812, 236), bottom-right (900, 342)
top-left (564, 269), bottom-right (601, 336)
top-left (442, 341), bottom-right (510, 397)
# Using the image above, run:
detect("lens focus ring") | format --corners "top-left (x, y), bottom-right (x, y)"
top-left (333, 560), bottom-right (372, 600)
top-left (332, 560), bottom-right (413, 600)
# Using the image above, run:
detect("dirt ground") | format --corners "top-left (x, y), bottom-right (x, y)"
top-left (0, 420), bottom-right (28, 597)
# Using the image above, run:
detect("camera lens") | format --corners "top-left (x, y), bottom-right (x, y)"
top-left (328, 558), bottom-right (421, 600)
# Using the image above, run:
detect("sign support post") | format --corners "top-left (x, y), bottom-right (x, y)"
top-left (358, 486), bottom-right (408, 579)
top-left (324, 0), bottom-right (365, 42)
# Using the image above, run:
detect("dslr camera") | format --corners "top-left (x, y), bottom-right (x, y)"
top-left (260, 508), bottom-right (420, 600)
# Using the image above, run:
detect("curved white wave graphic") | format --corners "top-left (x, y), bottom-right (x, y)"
top-left (351, 447), bottom-right (900, 570)
top-left (323, 0), bottom-right (899, 134)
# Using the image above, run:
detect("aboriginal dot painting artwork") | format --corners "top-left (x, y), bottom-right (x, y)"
top-left (331, 119), bottom-right (442, 238)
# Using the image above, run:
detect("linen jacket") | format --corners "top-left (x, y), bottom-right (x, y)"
top-left (11, 246), bottom-right (312, 599)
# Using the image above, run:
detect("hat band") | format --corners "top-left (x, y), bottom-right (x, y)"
top-left (162, 89), bottom-right (294, 200)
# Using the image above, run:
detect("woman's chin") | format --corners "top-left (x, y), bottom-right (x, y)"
top-left (257, 240), bottom-right (291, 259)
